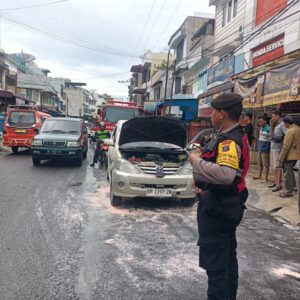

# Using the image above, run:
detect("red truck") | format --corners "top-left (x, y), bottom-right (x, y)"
top-left (99, 100), bottom-right (143, 131)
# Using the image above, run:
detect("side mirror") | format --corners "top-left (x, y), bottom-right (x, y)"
top-left (104, 139), bottom-right (114, 146)
top-left (34, 128), bottom-right (40, 134)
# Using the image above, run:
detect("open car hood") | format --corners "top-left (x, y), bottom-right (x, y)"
top-left (119, 116), bottom-right (187, 149)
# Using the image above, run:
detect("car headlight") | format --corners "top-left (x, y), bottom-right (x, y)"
top-left (179, 162), bottom-right (193, 175)
top-left (32, 140), bottom-right (43, 146)
top-left (67, 141), bottom-right (81, 147)
top-left (116, 158), bottom-right (140, 174)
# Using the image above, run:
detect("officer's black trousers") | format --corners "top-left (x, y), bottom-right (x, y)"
top-left (197, 200), bottom-right (244, 300)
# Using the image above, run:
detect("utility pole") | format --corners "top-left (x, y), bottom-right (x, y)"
top-left (66, 97), bottom-right (69, 117)
top-left (168, 59), bottom-right (177, 116)
top-left (163, 49), bottom-right (171, 116)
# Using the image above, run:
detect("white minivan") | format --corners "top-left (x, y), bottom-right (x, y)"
top-left (106, 116), bottom-right (195, 206)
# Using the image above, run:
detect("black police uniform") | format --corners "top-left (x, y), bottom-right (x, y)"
top-left (193, 94), bottom-right (249, 300)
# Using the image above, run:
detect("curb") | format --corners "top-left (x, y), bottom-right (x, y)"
top-left (247, 166), bottom-right (300, 228)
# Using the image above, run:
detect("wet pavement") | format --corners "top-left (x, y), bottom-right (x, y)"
top-left (0, 150), bottom-right (300, 299)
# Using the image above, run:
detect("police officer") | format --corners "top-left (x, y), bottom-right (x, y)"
top-left (189, 93), bottom-right (250, 300)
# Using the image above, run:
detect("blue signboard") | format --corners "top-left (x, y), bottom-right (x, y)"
top-left (207, 56), bottom-right (235, 86)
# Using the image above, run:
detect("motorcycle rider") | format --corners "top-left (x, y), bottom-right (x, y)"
top-left (90, 122), bottom-right (111, 167)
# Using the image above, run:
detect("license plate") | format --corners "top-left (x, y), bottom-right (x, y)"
top-left (146, 188), bottom-right (173, 197)
top-left (15, 129), bottom-right (27, 133)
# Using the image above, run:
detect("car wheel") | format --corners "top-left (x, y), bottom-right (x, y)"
top-left (181, 198), bottom-right (195, 207)
top-left (83, 147), bottom-right (88, 159)
top-left (110, 183), bottom-right (121, 206)
top-left (75, 153), bottom-right (83, 167)
top-left (12, 146), bottom-right (19, 154)
top-left (32, 156), bottom-right (41, 166)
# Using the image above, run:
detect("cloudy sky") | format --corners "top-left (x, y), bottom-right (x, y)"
top-left (0, 0), bottom-right (214, 98)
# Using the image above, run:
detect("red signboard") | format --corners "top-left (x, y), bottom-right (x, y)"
top-left (252, 34), bottom-right (285, 67)
top-left (255, 0), bottom-right (287, 26)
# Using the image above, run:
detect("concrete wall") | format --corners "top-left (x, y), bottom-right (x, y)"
top-left (64, 87), bottom-right (85, 117)
top-left (243, 0), bottom-right (300, 67)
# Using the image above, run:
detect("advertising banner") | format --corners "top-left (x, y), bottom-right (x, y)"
top-left (234, 75), bottom-right (264, 108)
top-left (207, 56), bottom-right (235, 86)
top-left (263, 59), bottom-right (300, 106)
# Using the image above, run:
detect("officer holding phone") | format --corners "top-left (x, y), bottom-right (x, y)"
top-left (189, 93), bottom-right (250, 300)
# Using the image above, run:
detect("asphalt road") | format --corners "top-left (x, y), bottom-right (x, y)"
top-left (0, 150), bottom-right (300, 300)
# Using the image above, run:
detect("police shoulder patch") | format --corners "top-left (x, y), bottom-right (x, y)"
top-left (216, 139), bottom-right (239, 170)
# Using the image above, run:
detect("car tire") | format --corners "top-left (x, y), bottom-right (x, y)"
top-left (75, 153), bottom-right (83, 167)
top-left (83, 147), bottom-right (88, 159)
top-left (110, 183), bottom-right (121, 206)
top-left (181, 198), bottom-right (195, 207)
top-left (12, 146), bottom-right (19, 154)
top-left (32, 156), bottom-right (41, 166)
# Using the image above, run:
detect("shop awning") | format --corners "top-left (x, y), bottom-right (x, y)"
top-left (156, 97), bottom-right (198, 108)
top-left (133, 88), bottom-right (147, 94)
top-left (0, 90), bottom-right (14, 98)
top-left (197, 81), bottom-right (233, 99)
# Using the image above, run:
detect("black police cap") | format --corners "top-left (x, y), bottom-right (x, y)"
top-left (211, 93), bottom-right (243, 110)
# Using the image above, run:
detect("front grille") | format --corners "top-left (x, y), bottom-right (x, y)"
top-left (43, 140), bottom-right (66, 147)
top-left (138, 165), bottom-right (179, 175)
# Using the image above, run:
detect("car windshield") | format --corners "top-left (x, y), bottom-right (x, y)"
top-left (42, 120), bottom-right (81, 134)
top-left (8, 111), bottom-right (35, 127)
top-left (103, 107), bottom-right (140, 123)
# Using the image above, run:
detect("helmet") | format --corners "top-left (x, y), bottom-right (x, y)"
top-left (99, 121), bottom-right (105, 127)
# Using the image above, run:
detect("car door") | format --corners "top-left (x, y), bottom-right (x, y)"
top-left (82, 121), bottom-right (88, 150)
top-left (107, 126), bottom-right (118, 176)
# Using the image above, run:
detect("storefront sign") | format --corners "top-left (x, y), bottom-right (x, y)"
top-left (198, 96), bottom-right (212, 109)
top-left (207, 56), bottom-right (235, 86)
top-left (252, 34), bottom-right (285, 67)
top-left (263, 59), bottom-right (300, 106)
top-left (234, 75), bottom-right (265, 108)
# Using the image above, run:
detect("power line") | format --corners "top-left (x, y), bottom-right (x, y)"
top-left (2, 14), bottom-right (141, 59)
top-left (0, 0), bottom-right (68, 11)
top-left (131, 0), bottom-right (157, 58)
top-left (179, 2), bottom-right (300, 64)
top-left (140, 0), bottom-right (167, 52)
top-left (152, 0), bottom-right (183, 50)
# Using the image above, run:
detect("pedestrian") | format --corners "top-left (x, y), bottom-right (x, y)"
top-left (243, 111), bottom-right (255, 147)
top-left (279, 115), bottom-right (300, 198)
top-left (268, 111), bottom-right (286, 192)
top-left (189, 93), bottom-right (250, 300)
top-left (253, 114), bottom-right (271, 182)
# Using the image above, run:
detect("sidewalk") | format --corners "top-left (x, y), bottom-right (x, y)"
top-left (246, 165), bottom-right (300, 227)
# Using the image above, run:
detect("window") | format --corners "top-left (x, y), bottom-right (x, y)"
top-left (222, 6), bottom-right (226, 27)
top-left (154, 86), bottom-right (161, 100)
top-left (233, 0), bottom-right (238, 17)
top-left (175, 77), bottom-right (182, 94)
top-left (176, 40), bottom-right (184, 61)
top-left (227, 1), bottom-right (232, 23)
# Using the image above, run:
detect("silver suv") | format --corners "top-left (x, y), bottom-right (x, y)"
top-left (106, 116), bottom-right (195, 206)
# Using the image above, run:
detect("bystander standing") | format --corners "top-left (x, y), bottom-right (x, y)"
top-left (269, 111), bottom-right (286, 192)
top-left (243, 112), bottom-right (255, 147)
top-left (253, 115), bottom-right (271, 182)
top-left (279, 116), bottom-right (300, 198)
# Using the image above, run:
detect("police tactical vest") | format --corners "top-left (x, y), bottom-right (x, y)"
top-left (195, 125), bottom-right (250, 196)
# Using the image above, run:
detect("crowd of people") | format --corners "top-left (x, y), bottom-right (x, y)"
top-left (243, 111), bottom-right (300, 202)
